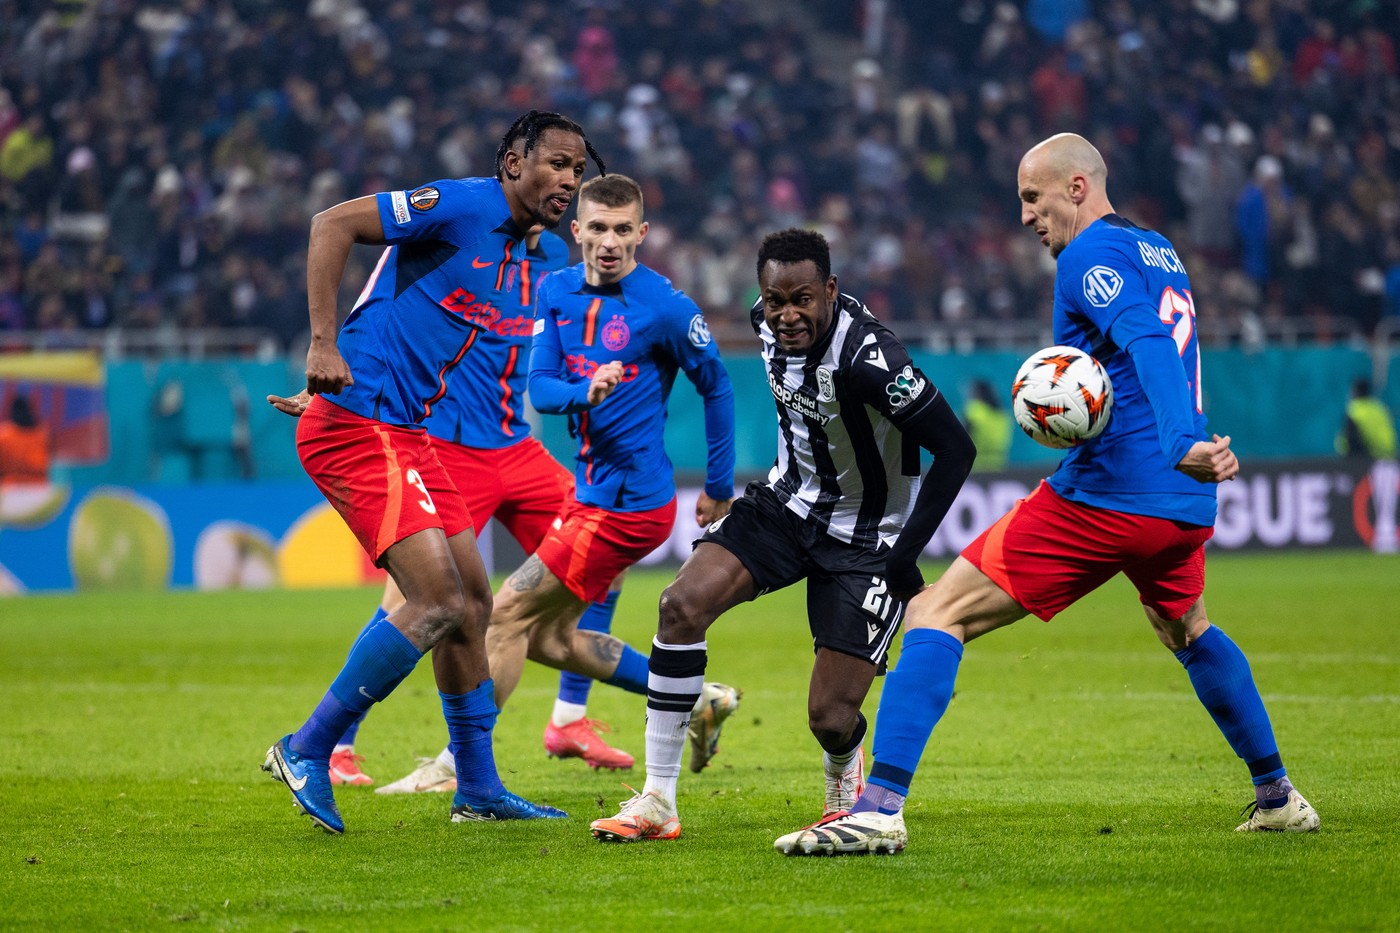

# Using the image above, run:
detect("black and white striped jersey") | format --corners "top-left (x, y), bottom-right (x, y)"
top-left (752, 292), bottom-right (941, 550)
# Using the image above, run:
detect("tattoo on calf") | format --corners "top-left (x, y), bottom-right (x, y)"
top-left (508, 554), bottom-right (546, 592)
top-left (583, 631), bottom-right (624, 665)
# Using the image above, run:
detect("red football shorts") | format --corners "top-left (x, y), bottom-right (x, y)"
top-left (963, 481), bottom-right (1213, 622)
top-left (536, 494), bottom-right (677, 602)
top-left (297, 395), bottom-right (471, 564)
top-left (432, 436), bottom-right (573, 552)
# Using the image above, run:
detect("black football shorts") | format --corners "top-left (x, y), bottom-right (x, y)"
top-left (698, 482), bottom-right (903, 668)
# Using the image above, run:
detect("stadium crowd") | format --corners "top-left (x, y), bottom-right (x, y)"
top-left (1, 0), bottom-right (1398, 349)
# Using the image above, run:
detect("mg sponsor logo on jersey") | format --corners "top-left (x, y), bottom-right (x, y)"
top-left (767, 370), bottom-right (833, 425)
top-left (688, 314), bottom-right (712, 348)
top-left (602, 315), bottom-right (630, 351)
top-left (1082, 265), bottom-right (1123, 308)
top-left (885, 365), bottom-right (926, 410)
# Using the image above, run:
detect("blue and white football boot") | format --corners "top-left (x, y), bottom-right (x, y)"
top-left (262, 734), bottom-right (345, 834)
top-left (450, 790), bottom-right (568, 822)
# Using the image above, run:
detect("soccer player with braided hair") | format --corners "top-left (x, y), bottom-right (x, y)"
top-left (263, 111), bottom-right (611, 834)
top-left (494, 110), bottom-right (607, 182)
top-left (272, 111), bottom-right (639, 794)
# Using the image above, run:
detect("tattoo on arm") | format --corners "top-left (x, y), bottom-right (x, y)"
top-left (507, 554), bottom-right (546, 592)
top-left (581, 631), bottom-right (624, 666)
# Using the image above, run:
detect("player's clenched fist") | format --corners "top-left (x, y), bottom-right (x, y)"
top-left (586, 360), bottom-right (624, 405)
top-left (1176, 433), bottom-right (1239, 484)
top-left (305, 339), bottom-right (354, 396)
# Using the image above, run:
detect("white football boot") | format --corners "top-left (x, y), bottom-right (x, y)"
top-left (374, 756), bottom-right (456, 795)
top-left (1235, 788), bottom-right (1320, 833)
top-left (774, 809), bottom-right (907, 856)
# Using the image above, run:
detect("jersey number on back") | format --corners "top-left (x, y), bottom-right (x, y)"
top-left (1158, 287), bottom-right (1202, 413)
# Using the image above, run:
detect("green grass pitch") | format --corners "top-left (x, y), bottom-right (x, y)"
top-left (2, 552), bottom-right (1397, 931)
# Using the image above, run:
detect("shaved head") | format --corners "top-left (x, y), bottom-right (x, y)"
top-left (1019, 133), bottom-right (1107, 187)
top-left (1017, 133), bottom-right (1114, 257)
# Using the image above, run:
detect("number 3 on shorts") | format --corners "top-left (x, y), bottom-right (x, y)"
top-left (404, 468), bottom-right (438, 515)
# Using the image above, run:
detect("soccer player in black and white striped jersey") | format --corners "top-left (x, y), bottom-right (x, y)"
top-left (590, 228), bottom-right (977, 843)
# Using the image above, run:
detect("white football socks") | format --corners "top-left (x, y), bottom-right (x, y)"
top-left (551, 699), bottom-right (587, 728)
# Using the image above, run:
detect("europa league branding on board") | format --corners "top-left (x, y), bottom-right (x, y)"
top-left (902, 459), bottom-right (1400, 557)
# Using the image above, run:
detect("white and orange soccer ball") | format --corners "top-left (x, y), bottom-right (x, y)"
top-left (1010, 345), bottom-right (1113, 449)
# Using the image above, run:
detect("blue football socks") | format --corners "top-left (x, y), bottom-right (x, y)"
top-left (333, 606), bottom-right (390, 748)
top-left (603, 643), bottom-right (650, 695)
top-left (291, 615), bottom-right (423, 759)
top-left (557, 590), bottom-right (619, 704)
top-left (856, 628), bottom-right (964, 814)
top-left (336, 716), bottom-right (362, 749)
top-left (444, 681), bottom-right (507, 805)
top-left (1173, 625), bottom-right (1287, 785)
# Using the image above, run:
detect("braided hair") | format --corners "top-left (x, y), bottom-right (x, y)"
top-left (495, 110), bottom-right (606, 180)
top-left (757, 228), bottom-right (831, 282)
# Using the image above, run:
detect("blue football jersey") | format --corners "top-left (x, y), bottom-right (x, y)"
top-left (1048, 214), bottom-right (1215, 526)
top-left (529, 263), bottom-right (735, 512)
top-left (421, 231), bottom-right (569, 448)
top-left (327, 177), bottom-right (545, 430)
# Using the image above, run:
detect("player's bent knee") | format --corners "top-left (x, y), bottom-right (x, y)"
top-left (657, 583), bottom-right (712, 643)
top-left (1144, 598), bottom-right (1208, 651)
top-left (459, 589), bottom-right (492, 639)
top-left (807, 708), bottom-right (859, 749)
top-left (413, 592), bottom-right (470, 644)
top-left (903, 584), bottom-right (962, 633)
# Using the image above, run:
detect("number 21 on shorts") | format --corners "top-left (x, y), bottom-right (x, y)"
top-left (862, 576), bottom-right (899, 623)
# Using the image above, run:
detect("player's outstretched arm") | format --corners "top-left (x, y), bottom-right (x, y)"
top-left (680, 354), bottom-right (736, 518)
top-left (1176, 434), bottom-right (1239, 483)
top-left (885, 390), bottom-right (977, 599)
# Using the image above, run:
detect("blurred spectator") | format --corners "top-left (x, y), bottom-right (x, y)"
top-left (1336, 378), bottom-right (1397, 460)
top-left (1293, 18), bottom-right (1340, 84)
top-left (1176, 125), bottom-right (1244, 265)
top-left (572, 24), bottom-right (620, 98)
top-left (0, 393), bottom-right (50, 485)
top-left (1236, 156), bottom-right (1291, 288)
top-left (1025, 0), bottom-right (1090, 44)
top-left (1384, 238), bottom-right (1400, 327)
top-left (0, 114), bottom-right (53, 210)
top-left (963, 378), bottom-right (1013, 472)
